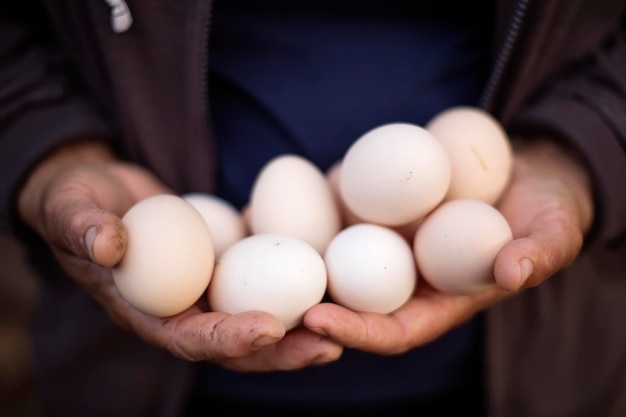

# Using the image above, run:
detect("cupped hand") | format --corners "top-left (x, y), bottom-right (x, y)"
top-left (17, 140), bottom-right (342, 371)
top-left (304, 137), bottom-right (594, 355)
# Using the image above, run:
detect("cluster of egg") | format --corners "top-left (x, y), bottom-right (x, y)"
top-left (112, 106), bottom-right (514, 330)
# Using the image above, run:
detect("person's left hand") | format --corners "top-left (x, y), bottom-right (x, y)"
top-left (303, 137), bottom-right (594, 354)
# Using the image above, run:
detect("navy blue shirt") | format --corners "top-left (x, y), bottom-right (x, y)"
top-left (200, 0), bottom-right (494, 406)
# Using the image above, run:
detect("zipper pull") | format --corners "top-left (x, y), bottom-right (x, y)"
top-left (104, 0), bottom-right (133, 33)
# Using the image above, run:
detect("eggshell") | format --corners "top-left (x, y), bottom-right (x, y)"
top-left (339, 123), bottom-right (451, 226)
top-left (324, 223), bottom-right (417, 314)
top-left (327, 161), bottom-right (424, 242)
top-left (325, 161), bottom-right (364, 228)
top-left (208, 233), bottom-right (327, 330)
top-left (249, 154), bottom-right (341, 253)
top-left (426, 106), bottom-right (513, 204)
top-left (112, 194), bottom-right (215, 317)
top-left (413, 199), bottom-right (513, 295)
top-left (182, 193), bottom-right (247, 259)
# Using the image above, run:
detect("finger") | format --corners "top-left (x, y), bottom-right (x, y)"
top-left (119, 303), bottom-right (288, 362)
top-left (85, 217), bottom-right (128, 267)
top-left (44, 197), bottom-right (128, 268)
top-left (305, 302), bottom-right (405, 353)
top-left (305, 285), bottom-right (508, 355)
top-left (42, 167), bottom-right (170, 268)
top-left (104, 282), bottom-right (338, 368)
top-left (71, 266), bottom-right (288, 364)
top-left (494, 210), bottom-right (584, 291)
top-left (217, 327), bottom-right (344, 372)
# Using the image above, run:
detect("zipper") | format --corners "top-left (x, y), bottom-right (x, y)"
top-left (203, 4), bottom-right (213, 137)
top-left (200, 1), bottom-right (218, 192)
top-left (180, 0), bottom-right (215, 193)
top-left (479, 0), bottom-right (531, 110)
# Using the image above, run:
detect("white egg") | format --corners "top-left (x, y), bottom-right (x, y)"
top-left (324, 223), bottom-right (417, 314)
top-left (426, 106), bottom-right (513, 205)
top-left (112, 194), bottom-right (215, 317)
top-left (182, 193), bottom-right (247, 259)
top-left (339, 123), bottom-right (451, 226)
top-left (249, 154), bottom-right (341, 253)
top-left (208, 233), bottom-right (327, 331)
top-left (413, 199), bottom-right (513, 295)
top-left (327, 161), bottom-right (424, 242)
top-left (325, 161), bottom-right (365, 228)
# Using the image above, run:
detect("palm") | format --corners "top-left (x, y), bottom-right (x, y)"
top-left (304, 139), bottom-right (592, 354)
top-left (34, 161), bottom-right (342, 370)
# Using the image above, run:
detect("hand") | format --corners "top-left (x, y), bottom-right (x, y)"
top-left (17, 140), bottom-right (342, 371)
top-left (303, 137), bottom-right (594, 355)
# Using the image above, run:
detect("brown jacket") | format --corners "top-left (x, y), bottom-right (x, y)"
top-left (1, 1), bottom-right (625, 416)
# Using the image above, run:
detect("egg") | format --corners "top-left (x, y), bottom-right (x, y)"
top-left (339, 123), bottom-right (451, 226)
top-left (249, 154), bottom-right (341, 253)
top-left (413, 199), bottom-right (513, 295)
top-left (208, 233), bottom-right (327, 331)
top-left (324, 223), bottom-right (417, 314)
top-left (182, 193), bottom-right (247, 259)
top-left (325, 160), bottom-right (364, 228)
top-left (112, 194), bottom-right (215, 317)
top-left (426, 106), bottom-right (513, 204)
top-left (327, 161), bottom-right (424, 242)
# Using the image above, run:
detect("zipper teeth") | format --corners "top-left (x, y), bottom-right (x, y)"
top-left (203, 5), bottom-right (212, 132)
top-left (479, 0), bottom-right (531, 110)
top-left (201, 2), bottom-right (215, 190)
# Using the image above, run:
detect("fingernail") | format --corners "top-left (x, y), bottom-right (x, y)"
top-left (519, 258), bottom-right (533, 287)
top-left (252, 335), bottom-right (280, 349)
top-left (312, 355), bottom-right (334, 366)
top-left (85, 226), bottom-right (97, 263)
top-left (307, 327), bottom-right (328, 337)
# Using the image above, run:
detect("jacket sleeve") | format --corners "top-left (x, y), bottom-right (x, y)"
top-left (0, 3), bottom-right (114, 233)
top-left (509, 17), bottom-right (626, 247)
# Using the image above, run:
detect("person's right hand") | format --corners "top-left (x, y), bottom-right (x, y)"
top-left (17, 140), bottom-right (343, 372)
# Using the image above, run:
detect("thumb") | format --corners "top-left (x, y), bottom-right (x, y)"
top-left (493, 217), bottom-right (583, 291)
top-left (83, 213), bottom-right (128, 267)
top-left (46, 198), bottom-right (128, 268)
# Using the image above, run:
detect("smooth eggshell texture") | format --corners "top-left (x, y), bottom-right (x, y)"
top-left (339, 123), bottom-right (451, 226)
top-left (325, 161), bottom-right (365, 228)
top-left (112, 194), bottom-right (215, 317)
top-left (182, 193), bottom-right (247, 259)
top-left (208, 233), bottom-right (327, 331)
top-left (327, 161), bottom-right (424, 242)
top-left (413, 199), bottom-right (513, 295)
top-left (426, 106), bottom-right (513, 205)
top-left (324, 223), bottom-right (417, 314)
top-left (249, 154), bottom-right (341, 253)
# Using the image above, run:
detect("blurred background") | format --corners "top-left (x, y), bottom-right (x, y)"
top-left (0, 233), bottom-right (42, 417)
